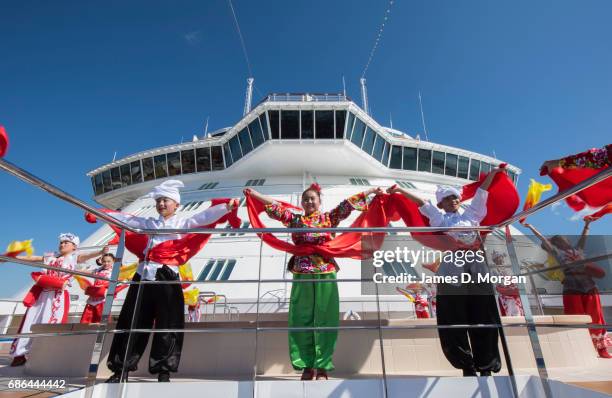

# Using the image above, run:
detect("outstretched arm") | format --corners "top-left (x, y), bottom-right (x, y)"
top-left (523, 223), bottom-right (554, 253)
top-left (387, 185), bottom-right (425, 206)
top-left (576, 219), bottom-right (591, 251)
top-left (244, 188), bottom-right (276, 206)
top-left (480, 167), bottom-right (505, 191)
top-left (77, 246), bottom-right (109, 264)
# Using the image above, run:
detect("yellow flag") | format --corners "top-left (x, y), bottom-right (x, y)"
top-left (178, 262), bottom-right (194, 281)
top-left (520, 179), bottom-right (552, 224)
top-left (5, 239), bottom-right (34, 257)
top-left (118, 263), bottom-right (138, 281)
top-left (183, 288), bottom-right (200, 306)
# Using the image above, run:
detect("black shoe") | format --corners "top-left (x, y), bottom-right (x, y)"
top-left (462, 368), bottom-right (477, 377)
top-left (106, 373), bottom-right (122, 383)
top-left (480, 370), bottom-right (492, 377)
top-left (10, 355), bottom-right (26, 367)
top-left (158, 371), bottom-right (170, 382)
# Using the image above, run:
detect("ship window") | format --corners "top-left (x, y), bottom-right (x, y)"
top-left (362, 127), bottom-right (376, 155)
top-left (197, 260), bottom-right (215, 281)
top-left (223, 143), bottom-right (233, 167)
top-left (120, 164), bottom-right (132, 186)
top-left (111, 167), bottom-right (122, 190)
top-left (102, 170), bottom-right (112, 192)
top-left (349, 177), bottom-right (370, 186)
top-left (196, 147), bottom-right (211, 172)
top-left (281, 110), bottom-right (299, 139)
top-left (94, 173), bottom-right (104, 195)
top-left (382, 142), bottom-right (391, 166)
top-left (335, 110), bottom-right (346, 139)
top-left (351, 118), bottom-right (366, 147)
top-left (181, 149), bottom-right (196, 174)
top-left (211, 146), bottom-right (224, 170)
top-left (167, 152), bottom-right (181, 176)
top-left (229, 135), bottom-right (243, 162)
top-left (268, 110), bottom-right (280, 139)
top-left (301, 110), bottom-right (314, 139)
top-left (432, 151), bottom-right (445, 175)
top-left (345, 112), bottom-right (356, 139)
top-left (445, 153), bottom-right (458, 177)
top-left (458, 156), bottom-right (469, 179)
top-left (481, 162), bottom-right (492, 174)
top-left (315, 110), bottom-right (334, 139)
top-left (220, 259), bottom-right (236, 280)
top-left (199, 182), bottom-right (219, 190)
top-left (208, 260), bottom-right (225, 281)
top-left (508, 170), bottom-right (517, 183)
top-left (469, 159), bottom-right (481, 181)
top-left (245, 179), bottom-right (265, 186)
top-left (222, 221), bottom-right (250, 237)
top-left (248, 119), bottom-right (265, 148)
top-left (417, 149), bottom-right (432, 172)
top-left (154, 154), bottom-right (168, 178)
top-left (403, 147), bottom-right (417, 171)
top-left (390, 146), bottom-right (402, 169)
top-left (191, 201), bottom-right (205, 210)
top-left (373, 135), bottom-right (385, 162)
top-left (142, 158), bottom-right (155, 181)
top-left (238, 128), bottom-right (253, 155)
top-left (130, 161), bottom-right (142, 184)
top-left (396, 180), bottom-right (416, 189)
top-left (259, 114), bottom-right (270, 141)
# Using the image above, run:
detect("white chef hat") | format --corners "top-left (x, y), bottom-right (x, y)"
top-left (435, 186), bottom-right (461, 205)
top-left (147, 180), bottom-right (184, 204)
top-left (59, 233), bottom-right (80, 247)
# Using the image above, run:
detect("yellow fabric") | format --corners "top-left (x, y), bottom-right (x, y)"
top-left (5, 239), bottom-right (34, 257)
top-left (183, 288), bottom-right (200, 306)
top-left (118, 262), bottom-right (138, 281)
top-left (178, 262), bottom-right (193, 281)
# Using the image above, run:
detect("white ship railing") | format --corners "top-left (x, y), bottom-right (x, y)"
top-left (0, 157), bottom-right (610, 398)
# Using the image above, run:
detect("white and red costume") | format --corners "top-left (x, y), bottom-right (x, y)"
top-left (10, 251), bottom-right (76, 358)
top-left (80, 266), bottom-right (113, 324)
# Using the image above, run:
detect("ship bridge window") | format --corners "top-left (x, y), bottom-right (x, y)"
top-left (268, 110), bottom-right (280, 139)
top-left (469, 159), bottom-right (481, 181)
top-left (350, 118), bottom-right (366, 147)
top-left (111, 167), bottom-right (122, 190)
top-left (508, 170), bottom-right (517, 183)
top-left (211, 146), bottom-right (224, 170)
top-left (238, 128), bottom-right (253, 155)
top-left (335, 110), bottom-right (346, 139)
top-left (372, 135), bottom-right (385, 162)
top-left (403, 147), bottom-right (417, 171)
top-left (167, 152), bottom-right (181, 176)
top-left (281, 110), bottom-right (299, 139)
top-left (223, 143), bottom-right (233, 167)
top-left (382, 142), bottom-right (391, 166)
top-left (94, 174), bottom-right (104, 195)
top-left (301, 110), bottom-right (314, 139)
top-left (142, 157), bottom-right (155, 181)
top-left (417, 149), bottom-right (432, 172)
top-left (390, 146), bottom-right (402, 169)
top-left (181, 149), bottom-right (196, 174)
top-left (395, 180), bottom-right (416, 189)
top-left (458, 156), bottom-right (469, 179)
top-left (481, 162), bottom-right (492, 174)
top-left (196, 147), bottom-right (211, 172)
top-left (349, 177), bottom-right (370, 186)
top-left (102, 170), bottom-right (112, 193)
top-left (362, 127), bottom-right (376, 155)
top-left (154, 155), bottom-right (168, 179)
top-left (345, 112), bottom-right (356, 139)
top-left (199, 258), bottom-right (237, 281)
top-left (258, 114), bottom-right (270, 141)
top-left (199, 182), bottom-right (219, 190)
top-left (432, 151), bottom-right (445, 175)
top-left (248, 119), bottom-right (265, 148)
top-left (221, 221), bottom-right (250, 237)
top-left (445, 153), bottom-right (458, 177)
top-left (315, 110), bottom-right (334, 139)
top-left (220, 259), bottom-right (236, 280)
top-left (130, 160), bottom-right (143, 184)
top-left (120, 164), bottom-right (132, 187)
top-left (229, 136), bottom-right (243, 162)
top-left (245, 179), bottom-right (265, 186)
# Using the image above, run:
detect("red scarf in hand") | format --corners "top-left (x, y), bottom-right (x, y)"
top-left (545, 167), bottom-right (612, 211)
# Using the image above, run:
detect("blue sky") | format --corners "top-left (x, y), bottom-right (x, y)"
top-left (0, 0), bottom-right (610, 296)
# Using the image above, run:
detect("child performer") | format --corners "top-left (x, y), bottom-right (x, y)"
top-left (7, 234), bottom-right (105, 366)
top-left (80, 253), bottom-right (115, 324)
top-left (387, 167), bottom-right (505, 377)
top-left (490, 251), bottom-right (524, 317)
top-left (525, 220), bottom-right (611, 358)
top-left (245, 184), bottom-right (383, 381)
top-left (105, 180), bottom-right (239, 382)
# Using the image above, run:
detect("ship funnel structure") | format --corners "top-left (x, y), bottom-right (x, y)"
top-left (243, 77), bottom-right (254, 116)
top-left (360, 78), bottom-right (369, 115)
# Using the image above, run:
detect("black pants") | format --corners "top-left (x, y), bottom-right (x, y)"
top-left (107, 265), bottom-right (184, 374)
top-left (436, 282), bottom-right (501, 373)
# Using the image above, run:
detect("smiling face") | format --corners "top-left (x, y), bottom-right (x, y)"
top-left (100, 254), bottom-right (115, 270)
top-left (438, 194), bottom-right (460, 213)
top-left (58, 240), bottom-right (76, 255)
top-left (301, 189), bottom-right (321, 216)
top-left (156, 197), bottom-right (179, 219)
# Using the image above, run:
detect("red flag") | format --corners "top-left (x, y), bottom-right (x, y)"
top-left (0, 126), bottom-right (8, 158)
top-left (584, 204), bottom-right (612, 222)
top-left (547, 167), bottom-right (612, 211)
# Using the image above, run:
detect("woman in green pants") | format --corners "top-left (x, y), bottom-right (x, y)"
top-left (245, 183), bottom-right (382, 380)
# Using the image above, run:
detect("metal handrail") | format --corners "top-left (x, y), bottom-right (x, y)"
top-left (1, 157), bottom-right (610, 236)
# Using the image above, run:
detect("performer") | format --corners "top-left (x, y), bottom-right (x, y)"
top-left (490, 251), bottom-right (524, 317)
top-left (525, 221), bottom-right (611, 358)
top-left (80, 253), bottom-right (116, 324)
top-left (246, 184), bottom-right (382, 381)
top-left (388, 167), bottom-right (505, 377)
top-left (105, 180), bottom-right (239, 382)
top-left (7, 233), bottom-right (105, 366)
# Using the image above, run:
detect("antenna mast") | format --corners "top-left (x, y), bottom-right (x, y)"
top-left (418, 91), bottom-right (429, 141)
top-left (360, 78), bottom-right (369, 115)
top-left (243, 77), bottom-right (254, 116)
